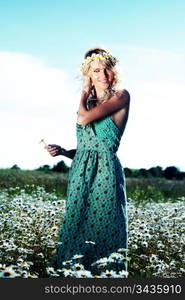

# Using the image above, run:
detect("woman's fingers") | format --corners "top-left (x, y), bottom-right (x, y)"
top-left (44, 144), bottom-right (61, 156)
top-left (49, 148), bottom-right (58, 156)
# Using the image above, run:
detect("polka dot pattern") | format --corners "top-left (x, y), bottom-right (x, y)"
top-left (52, 115), bottom-right (128, 268)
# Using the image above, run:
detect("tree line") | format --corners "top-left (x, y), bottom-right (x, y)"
top-left (10, 162), bottom-right (185, 180)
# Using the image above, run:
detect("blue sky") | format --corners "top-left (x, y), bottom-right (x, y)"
top-left (1, 0), bottom-right (185, 66)
top-left (0, 0), bottom-right (185, 171)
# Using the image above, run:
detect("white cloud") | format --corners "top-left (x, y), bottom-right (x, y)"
top-left (111, 45), bottom-right (185, 171)
top-left (0, 48), bottom-right (184, 171)
top-left (0, 52), bottom-right (81, 169)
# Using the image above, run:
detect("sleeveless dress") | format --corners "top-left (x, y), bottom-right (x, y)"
top-left (52, 115), bottom-right (128, 270)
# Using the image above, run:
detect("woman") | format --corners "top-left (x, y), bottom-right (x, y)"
top-left (45, 47), bottom-right (130, 271)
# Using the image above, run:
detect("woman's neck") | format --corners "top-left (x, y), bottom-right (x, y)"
top-left (95, 87), bottom-right (106, 101)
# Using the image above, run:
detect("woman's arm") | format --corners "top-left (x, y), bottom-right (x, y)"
top-left (45, 145), bottom-right (76, 160)
top-left (77, 89), bottom-right (130, 126)
top-left (77, 90), bottom-right (91, 116)
top-left (64, 149), bottom-right (77, 159)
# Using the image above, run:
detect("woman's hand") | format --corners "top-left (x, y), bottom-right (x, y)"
top-left (83, 76), bottom-right (93, 95)
top-left (44, 144), bottom-right (66, 157)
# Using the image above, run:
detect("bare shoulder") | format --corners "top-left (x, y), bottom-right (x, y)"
top-left (110, 89), bottom-right (130, 130)
top-left (112, 89), bottom-right (130, 108)
top-left (116, 89), bottom-right (130, 101)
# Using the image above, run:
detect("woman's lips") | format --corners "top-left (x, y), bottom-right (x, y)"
top-left (99, 80), bottom-right (108, 84)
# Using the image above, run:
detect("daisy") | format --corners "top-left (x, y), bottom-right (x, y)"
top-left (62, 260), bottom-right (73, 266)
top-left (91, 257), bottom-right (109, 265)
top-left (100, 270), bottom-right (117, 278)
top-left (46, 267), bottom-right (55, 274)
top-left (118, 270), bottom-right (129, 278)
top-left (109, 252), bottom-right (123, 260)
top-left (62, 269), bottom-right (74, 277)
top-left (117, 248), bottom-right (128, 253)
top-left (85, 240), bottom-right (96, 245)
top-left (0, 267), bottom-right (17, 278)
top-left (71, 263), bottom-right (84, 271)
top-left (74, 270), bottom-right (92, 278)
top-left (72, 254), bottom-right (84, 260)
top-left (0, 264), bottom-right (6, 270)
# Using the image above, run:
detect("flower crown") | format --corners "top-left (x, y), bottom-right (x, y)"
top-left (80, 52), bottom-right (118, 74)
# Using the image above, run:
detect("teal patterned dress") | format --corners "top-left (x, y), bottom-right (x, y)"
top-left (52, 115), bottom-right (128, 269)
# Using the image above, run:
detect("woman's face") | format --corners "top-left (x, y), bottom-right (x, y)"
top-left (88, 59), bottom-right (115, 90)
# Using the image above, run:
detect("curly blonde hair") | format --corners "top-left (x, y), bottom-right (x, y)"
top-left (81, 47), bottom-right (121, 105)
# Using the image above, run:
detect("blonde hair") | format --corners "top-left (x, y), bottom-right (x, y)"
top-left (81, 47), bottom-right (121, 104)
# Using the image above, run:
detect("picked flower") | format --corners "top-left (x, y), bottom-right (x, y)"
top-left (39, 138), bottom-right (47, 146)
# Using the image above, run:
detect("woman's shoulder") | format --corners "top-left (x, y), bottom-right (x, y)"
top-left (114, 89), bottom-right (130, 103)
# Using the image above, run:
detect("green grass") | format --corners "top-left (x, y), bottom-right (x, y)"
top-left (0, 169), bottom-right (68, 198)
top-left (126, 177), bottom-right (185, 205)
top-left (0, 169), bottom-right (184, 278)
top-left (0, 169), bottom-right (184, 204)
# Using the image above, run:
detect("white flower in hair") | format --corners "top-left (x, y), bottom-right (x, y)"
top-left (80, 52), bottom-right (118, 73)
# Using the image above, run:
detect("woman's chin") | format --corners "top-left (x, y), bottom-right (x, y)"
top-left (98, 83), bottom-right (109, 90)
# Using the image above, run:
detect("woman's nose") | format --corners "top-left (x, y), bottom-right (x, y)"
top-left (99, 69), bottom-right (108, 78)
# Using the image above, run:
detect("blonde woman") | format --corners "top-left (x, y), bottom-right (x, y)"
top-left (46, 47), bottom-right (130, 271)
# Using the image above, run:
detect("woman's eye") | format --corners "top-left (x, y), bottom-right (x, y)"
top-left (94, 70), bottom-right (99, 72)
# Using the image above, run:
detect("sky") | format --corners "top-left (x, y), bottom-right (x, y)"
top-left (0, 0), bottom-right (185, 171)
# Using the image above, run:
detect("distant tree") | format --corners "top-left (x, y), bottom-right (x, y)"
top-left (131, 169), bottom-right (140, 178)
top-left (51, 160), bottom-right (69, 173)
top-left (124, 167), bottom-right (132, 177)
top-left (175, 171), bottom-right (185, 180)
top-left (148, 166), bottom-right (163, 177)
top-left (163, 166), bottom-right (179, 179)
top-left (138, 168), bottom-right (149, 178)
top-left (11, 164), bottom-right (20, 170)
top-left (36, 165), bottom-right (51, 171)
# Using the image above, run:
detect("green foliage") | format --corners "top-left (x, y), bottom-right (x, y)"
top-left (11, 164), bottom-right (20, 170)
top-left (124, 166), bottom-right (185, 180)
top-left (126, 178), bottom-right (185, 204)
top-left (128, 185), bottom-right (164, 206)
top-left (164, 166), bottom-right (180, 179)
top-left (51, 161), bottom-right (69, 173)
top-left (0, 188), bottom-right (184, 278)
top-left (36, 161), bottom-right (69, 173)
top-left (36, 165), bottom-right (51, 171)
top-left (0, 168), bottom-right (185, 204)
top-left (0, 169), bottom-right (68, 198)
